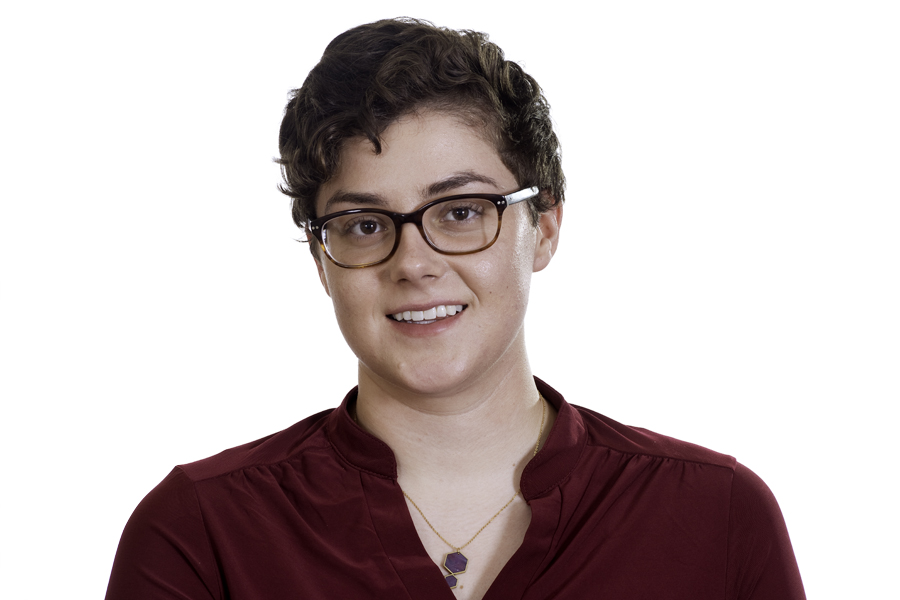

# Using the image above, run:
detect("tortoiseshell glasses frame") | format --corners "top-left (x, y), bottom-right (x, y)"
top-left (307, 187), bottom-right (539, 269)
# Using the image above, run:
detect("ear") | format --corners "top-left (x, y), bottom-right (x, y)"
top-left (308, 231), bottom-right (331, 297)
top-left (532, 202), bottom-right (563, 273)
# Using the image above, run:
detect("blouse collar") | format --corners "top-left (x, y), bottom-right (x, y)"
top-left (324, 377), bottom-right (587, 499)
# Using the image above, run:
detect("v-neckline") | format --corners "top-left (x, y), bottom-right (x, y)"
top-left (324, 377), bottom-right (587, 599)
top-left (360, 471), bottom-right (562, 600)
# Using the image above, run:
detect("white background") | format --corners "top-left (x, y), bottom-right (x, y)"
top-left (1, 1), bottom-right (897, 598)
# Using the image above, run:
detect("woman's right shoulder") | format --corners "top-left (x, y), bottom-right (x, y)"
top-left (177, 407), bottom-right (336, 484)
top-left (106, 408), bottom-right (339, 599)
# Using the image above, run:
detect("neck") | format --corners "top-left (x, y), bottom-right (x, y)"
top-left (353, 363), bottom-right (551, 491)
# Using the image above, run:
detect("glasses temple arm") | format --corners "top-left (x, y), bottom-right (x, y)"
top-left (503, 187), bottom-right (540, 205)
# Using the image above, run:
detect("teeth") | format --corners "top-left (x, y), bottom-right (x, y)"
top-left (390, 304), bottom-right (464, 322)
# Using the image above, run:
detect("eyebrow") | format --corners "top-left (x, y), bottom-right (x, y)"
top-left (322, 171), bottom-right (502, 215)
top-left (424, 172), bottom-right (500, 197)
top-left (322, 191), bottom-right (387, 214)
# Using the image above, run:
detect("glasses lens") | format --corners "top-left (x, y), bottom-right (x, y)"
top-left (423, 198), bottom-right (499, 253)
top-left (322, 213), bottom-right (396, 266)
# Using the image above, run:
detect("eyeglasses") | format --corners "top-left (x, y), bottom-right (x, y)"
top-left (308, 187), bottom-right (539, 269)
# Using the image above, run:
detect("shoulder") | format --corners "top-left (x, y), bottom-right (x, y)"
top-left (177, 407), bottom-right (336, 483)
top-left (571, 407), bottom-right (805, 597)
top-left (108, 408), bottom-right (340, 597)
top-left (568, 401), bottom-right (793, 532)
top-left (726, 462), bottom-right (807, 598)
top-left (572, 404), bottom-right (737, 470)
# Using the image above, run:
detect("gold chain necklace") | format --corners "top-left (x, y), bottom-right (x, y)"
top-left (402, 395), bottom-right (547, 589)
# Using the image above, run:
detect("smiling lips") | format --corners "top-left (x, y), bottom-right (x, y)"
top-left (390, 304), bottom-right (466, 324)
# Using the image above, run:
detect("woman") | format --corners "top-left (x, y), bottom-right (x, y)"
top-left (106, 18), bottom-right (805, 600)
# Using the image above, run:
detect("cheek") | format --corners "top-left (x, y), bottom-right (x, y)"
top-left (475, 222), bottom-right (536, 293)
top-left (473, 258), bottom-right (493, 281)
top-left (324, 272), bottom-right (373, 334)
top-left (509, 220), bottom-right (539, 283)
top-left (472, 243), bottom-right (533, 307)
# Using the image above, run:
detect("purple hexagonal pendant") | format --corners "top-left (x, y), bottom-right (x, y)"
top-left (443, 551), bottom-right (468, 578)
top-left (442, 551), bottom-right (468, 587)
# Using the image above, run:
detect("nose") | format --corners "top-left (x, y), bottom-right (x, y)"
top-left (387, 222), bottom-right (447, 282)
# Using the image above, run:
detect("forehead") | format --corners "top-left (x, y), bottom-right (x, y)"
top-left (315, 111), bottom-right (516, 215)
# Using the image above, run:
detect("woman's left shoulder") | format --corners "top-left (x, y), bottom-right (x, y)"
top-left (572, 404), bottom-right (738, 471)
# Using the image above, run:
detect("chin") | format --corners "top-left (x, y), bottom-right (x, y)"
top-left (362, 357), bottom-right (475, 398)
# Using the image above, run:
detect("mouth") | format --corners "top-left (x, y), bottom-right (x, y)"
top-left (388, 304), bottom-right (467, 325)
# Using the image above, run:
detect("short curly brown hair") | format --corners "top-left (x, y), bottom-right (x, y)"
top-left (277, 18), bottom-right (565, 236)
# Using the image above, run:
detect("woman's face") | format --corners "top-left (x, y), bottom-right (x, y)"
top-left (313, 111), bottom-right (560, 399)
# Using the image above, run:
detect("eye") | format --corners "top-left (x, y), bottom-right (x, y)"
top-left (344, 215), bottom-right (389, 236)
top-left (439, 201), bottom-right (484, 222)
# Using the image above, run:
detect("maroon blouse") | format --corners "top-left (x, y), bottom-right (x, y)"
top-left (106, 378), bottom-right (805, 599)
